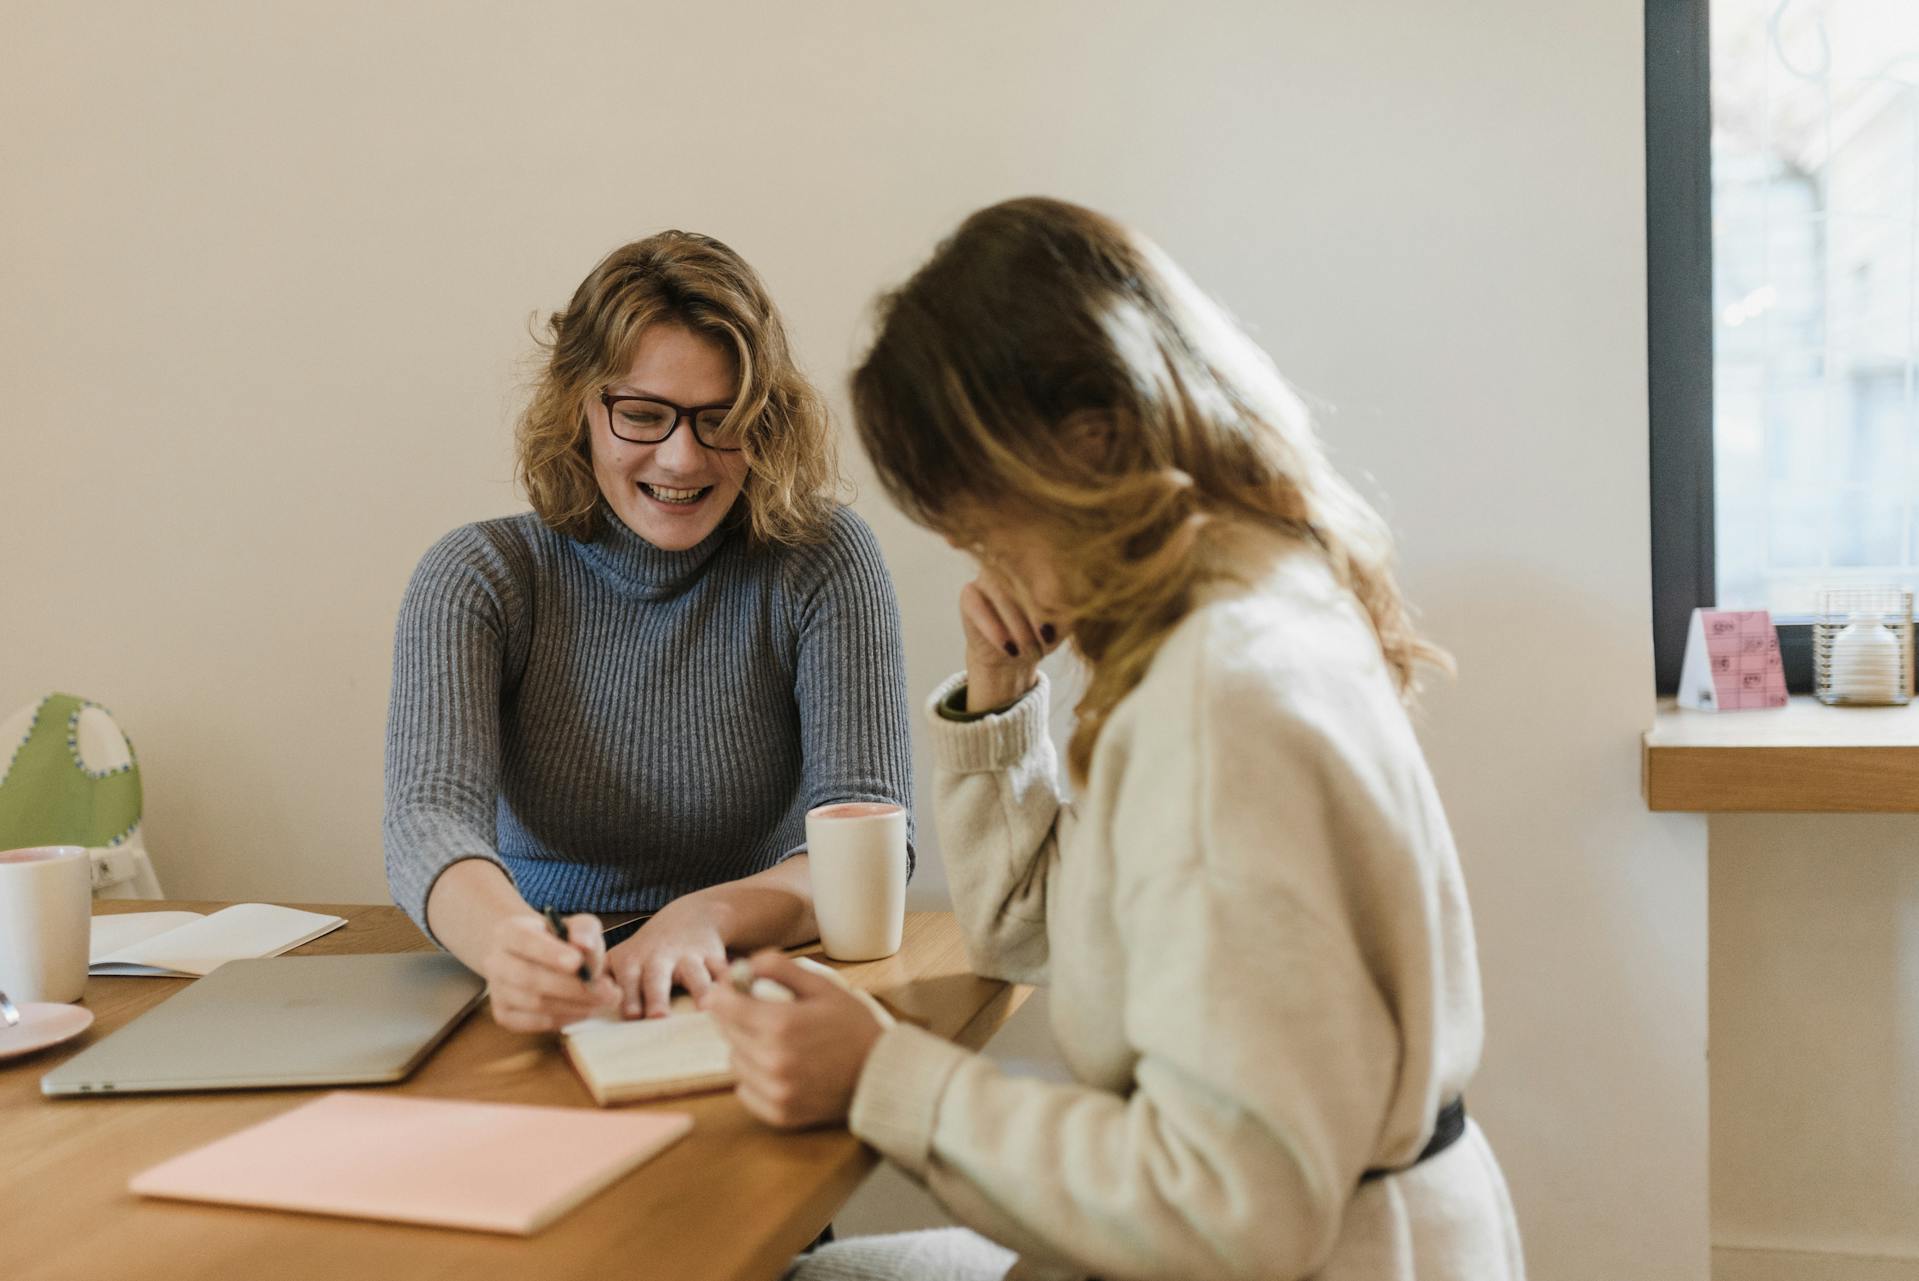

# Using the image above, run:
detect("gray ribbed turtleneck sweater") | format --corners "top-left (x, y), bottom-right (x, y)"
top-left (383, 504), bottom-right (913, 937)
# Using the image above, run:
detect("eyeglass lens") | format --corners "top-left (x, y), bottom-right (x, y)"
top-left (606, 398), bottom-right (744, 450)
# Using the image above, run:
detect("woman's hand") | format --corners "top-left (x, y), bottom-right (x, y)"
top-left (703, 951), bottom-right (888, 1129)
top-left (605, 898), bottom-right (731, 1019)
top-left (960, 565), bottom-right (1060, 713)
top-left (481, 911), bottom-right (618, 1033)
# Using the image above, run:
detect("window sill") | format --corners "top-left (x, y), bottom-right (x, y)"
top-left (1644, 696), bottom-right (1919, 812)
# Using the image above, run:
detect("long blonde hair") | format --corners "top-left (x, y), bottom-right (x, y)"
top-left (518, 230), bottom-right (837, 545)
top-left (851, 197), bottom-right (1448, 780)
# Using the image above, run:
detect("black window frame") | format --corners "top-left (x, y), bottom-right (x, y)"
top-left (1647, 0), bottom-right (1815, 694)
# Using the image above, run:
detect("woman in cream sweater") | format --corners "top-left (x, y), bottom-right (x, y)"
top-left (708, 197), bottom-right (1524, 1281)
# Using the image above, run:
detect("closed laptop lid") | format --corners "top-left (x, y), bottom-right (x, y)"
top-left (41, 952), bottom-right (486, 1096)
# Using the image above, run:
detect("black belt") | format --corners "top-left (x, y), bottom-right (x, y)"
top-left (1084, 1101), bottom-right (1469, 1281)
top-left (1360, 1098), bottom-right (1467, 1183)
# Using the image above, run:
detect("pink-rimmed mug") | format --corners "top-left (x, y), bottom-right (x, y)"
top-left (805, 803), bottom-right (907, 961)
top-left (0, 846), bottom-right (91, 1003)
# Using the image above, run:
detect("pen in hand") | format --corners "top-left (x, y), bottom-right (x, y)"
top-left (727, 958), bottom-right (798, 1003)
top-left (729, 959), bottom-right (756, 995)
top-left (541, 905), bottom-right (594, 984)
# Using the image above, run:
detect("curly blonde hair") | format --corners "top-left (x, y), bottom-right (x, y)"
top-left (518, 230), bottom-right (838, 545)
top-left (852, 198), bottom-right (1449, 781)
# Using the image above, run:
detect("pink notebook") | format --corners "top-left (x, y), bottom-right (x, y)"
top-left (129, 1092), bottom-right (693, 1234)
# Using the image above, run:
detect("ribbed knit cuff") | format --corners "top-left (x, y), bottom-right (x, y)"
top-left (412, 853), bottom-right (517, 948)
top-left (848, 1021), bottom-right (973, 1180)
top-left (924, 671), bottom-right (1051, 774)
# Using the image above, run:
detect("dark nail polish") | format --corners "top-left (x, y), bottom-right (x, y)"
top-left (1040, 624), bottom-right (1057, 644)
top-left (1004, 641), bottom-right (1020, 657)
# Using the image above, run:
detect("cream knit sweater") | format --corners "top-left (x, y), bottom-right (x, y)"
top-left (846, 535), bottom-right (1524, 1281)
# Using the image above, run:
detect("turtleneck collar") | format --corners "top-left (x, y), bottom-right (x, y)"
top-left (574, 501), bottom-right (738, 600)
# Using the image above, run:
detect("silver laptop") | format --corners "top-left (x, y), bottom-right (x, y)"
top-left (41, 952), bottom-right (486, 1097)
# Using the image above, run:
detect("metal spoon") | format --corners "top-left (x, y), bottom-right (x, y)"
top-left (0, 990), bottom-right (19, 1028)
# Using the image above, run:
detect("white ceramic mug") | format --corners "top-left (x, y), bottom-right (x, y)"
top-left (806, 802), bottom-right (907, 962)
top-left (0, 845), bottom-right (92, 1003)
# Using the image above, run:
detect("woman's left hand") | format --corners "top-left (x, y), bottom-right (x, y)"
top-left (604, 900), bottom-right (730, 1019)
top-left (704, 950), bottom-right (888, 1129)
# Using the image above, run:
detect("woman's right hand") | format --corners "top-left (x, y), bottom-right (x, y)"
top-left (480, 911), bottom-right (620, 1033)
top-left (959, 566), bottom-right (1057, 712)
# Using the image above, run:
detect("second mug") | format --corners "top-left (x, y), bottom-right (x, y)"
top-left (805, 802), bottom-right (906, 962)
top-left (0, 845), bottom-right (93, 1004)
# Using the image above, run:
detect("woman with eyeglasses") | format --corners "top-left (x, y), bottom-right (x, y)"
top-left (707, 199), bottom-right (1523, 1280)
top-left (384, 231), bottom-right (912, 1031)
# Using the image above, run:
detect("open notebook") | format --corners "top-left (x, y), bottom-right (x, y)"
top-left (130, 1092), bottom-right (692, 1234)
top-left (562, 956), bottom-right (893, 1106)
top-left (90, 905), bottom-right (346, 977)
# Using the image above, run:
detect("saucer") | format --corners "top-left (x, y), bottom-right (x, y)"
top-left (0, 1002), bottom-right (93, 1060)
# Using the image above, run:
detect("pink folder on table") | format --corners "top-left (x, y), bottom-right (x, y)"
top-left (129, 1092), bottom-right (692, 1235)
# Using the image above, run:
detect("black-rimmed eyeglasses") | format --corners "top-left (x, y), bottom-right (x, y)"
top-left (600, 392), bottom-right (745, 451)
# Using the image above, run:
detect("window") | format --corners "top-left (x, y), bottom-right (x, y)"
top-left (1649, 0), bottom-right (1919, 691)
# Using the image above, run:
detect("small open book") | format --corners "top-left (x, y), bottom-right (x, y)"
top-left (562, 956), bottom-right (892, 1107)
top-left (90, 904), bottom-right (347, 977)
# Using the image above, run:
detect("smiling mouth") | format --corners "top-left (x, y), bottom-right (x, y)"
top-left (640, 482), bottom-right (712, 506)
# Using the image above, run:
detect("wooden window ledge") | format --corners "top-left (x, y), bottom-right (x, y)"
top-left (1644, 696), bottom-right (1919, 812)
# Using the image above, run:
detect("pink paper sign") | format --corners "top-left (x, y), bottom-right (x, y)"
top-left (1686, 609), bottom-right (1787, 710)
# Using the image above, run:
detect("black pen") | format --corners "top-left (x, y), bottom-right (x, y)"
top-left (541, 905), bottom-right (593, 983)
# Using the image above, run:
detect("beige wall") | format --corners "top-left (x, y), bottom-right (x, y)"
top-left (1, 4), bottom-right (1704, 1276)
top-left (1712, 813), bottom-right (1919, 1278)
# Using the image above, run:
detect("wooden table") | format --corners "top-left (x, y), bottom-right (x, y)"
top-left (4, 902), bottom-right (1029, 1281)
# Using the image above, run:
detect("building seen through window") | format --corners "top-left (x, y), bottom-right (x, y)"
top-left (1711, 0), bottom-right (1919, 615)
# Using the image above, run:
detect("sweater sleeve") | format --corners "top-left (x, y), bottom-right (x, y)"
top-left (919, 670), bottom-right (1060, 984)
top-left (382, 526), bottom-right (523, 940)
top-left (849, 630), bottom-right (1405, 1281)
top-left (781, 508), bottom-right (916, 873)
